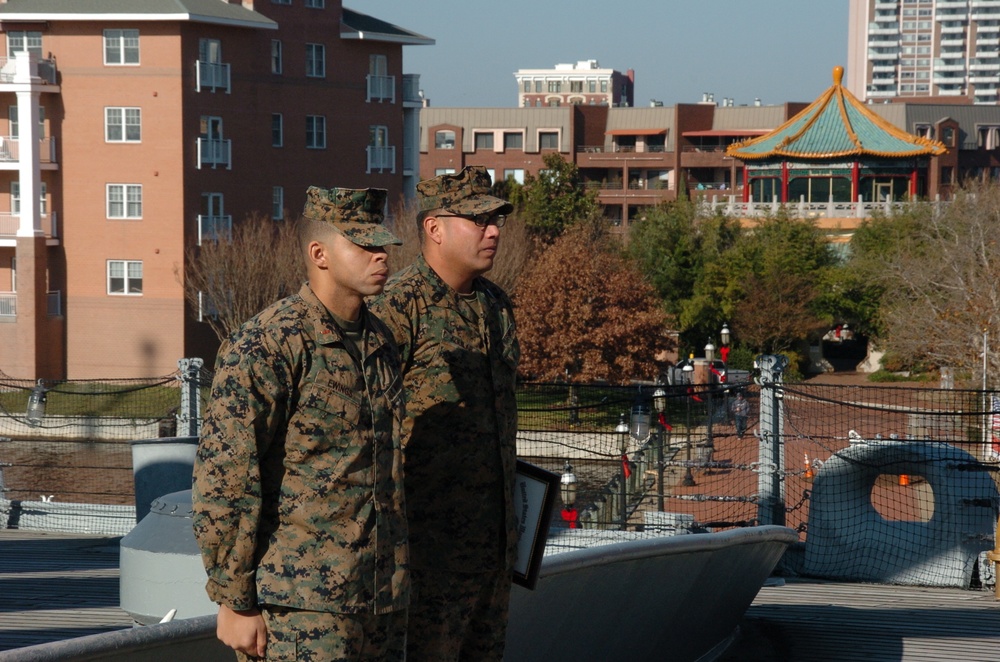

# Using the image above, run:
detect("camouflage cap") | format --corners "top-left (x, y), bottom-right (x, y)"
top-left (302, 186), bottom-right (401, 247)
top-left (417, 166), bottom-right (514, 216)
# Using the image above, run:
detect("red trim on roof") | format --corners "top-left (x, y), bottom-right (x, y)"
top-left (605, 129), bottom-right (667, 136)
top-left (683, 129), bottom-right (770, 137)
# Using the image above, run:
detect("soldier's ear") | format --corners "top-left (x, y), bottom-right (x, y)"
top-left (307, 239), bottom-right (328, 269)
top-left (423, 214), bottom-right (444, 246)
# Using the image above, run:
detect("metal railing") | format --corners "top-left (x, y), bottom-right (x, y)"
top-left (367, 74), bottom-right (395, 103)
top-left (0, 212), bottom-right (59, 239)
top-left (195, 60), bottom-right (230, 93)
top-left (366, 145), bottom-right (396, 174)
top-left (196, 138), bottom-right (231, 170)
top-left (0, 136), bottom-right (58, 164)
top-left (0, 55), bottom-right (57, 85)
top-left (0, 292), bottom-right (15, 316)
top-left (402, 74), bottom-right (421, 104)
top-left (696, 194), bottom-right (945, 219)
top-left (197, 214), bottom-right (232, 245)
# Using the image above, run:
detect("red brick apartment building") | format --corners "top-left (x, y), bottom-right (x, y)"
top-left (0, 0), bottom-right (431, 379)
top-left (421, 98), bottom-right (1000, 228)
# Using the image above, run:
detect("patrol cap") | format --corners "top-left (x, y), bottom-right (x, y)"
top-left (302, 186), bottom-right (401, 247)
top-left (417, 165), bottom-right (514, 216)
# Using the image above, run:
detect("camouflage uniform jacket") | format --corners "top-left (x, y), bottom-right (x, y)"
top-left (192, 283), bottom-right (408, 615)
top-left (370, 255), bottom-right (519, 573)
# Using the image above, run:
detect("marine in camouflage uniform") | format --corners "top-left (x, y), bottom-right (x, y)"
top-left (192, 187), bottom-right (409, 661)
top-left (369, 166), bottom-right (519, 661)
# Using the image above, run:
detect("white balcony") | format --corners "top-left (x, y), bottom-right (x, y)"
top-left (0, 212), bottom-right (58, 242)
top-left (868, 25), bottom-right (899, 35)
top-left (976, 48), bottom-right (1000, 57)
top-left (973, 0), bottom-right (1000, 6)
top-left (873, 64), bottom-right (898, 73)
top-left (970, 73), bottom-right (1000, 82)
top-left (366, 145), bottom-right (395, 174)
top-left (969, 58), bottom-right (1000, 68)
top-left (941, 23), bottom-right (968, 32)
top-left (935, 74), bottom-right (968, 84)
top-left (939, 0), bottom-right (971, 9)
top-left (0, 136), bottom-right (58, 169)
top-left (941, 37), bottom-right (968, 46)
top-left (0, 293), bottom-right (14, 316)
top-left (197, 214), bottom-right (232, 244)
top-left (197, 138), bottom-right (231, 170)
top-left (0, 55), bottom-right (57, 86)
top-left (868, 89), bottom-right (898, 97)
top-left (938, 87), bottom-right (968, 95)
top-left (869, 50), bottom-right (900, 61)
top-left (196, 60), bottom-right (230, 93)
top-left (366, 74), bottom-right (395, 103)
top-left (977, 22), bottom-right (1000, 31)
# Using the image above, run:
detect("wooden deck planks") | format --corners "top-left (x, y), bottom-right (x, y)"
top-left (0, 530), bottom-right (134, 652)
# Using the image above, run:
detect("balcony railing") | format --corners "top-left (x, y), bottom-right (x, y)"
top-left (0, 212), bottom-right (58, 239)
top-left (197, 138), bottom-right (231, 170)
top-left (198, 214), bottom-right (232, 245)
top-left (367, 74), bottom-right (395, 103)
top-left (366, 145), bottom-right (396, 174)
top-left (0, 136), bottom-right (58, 164)
top-left (196, 60), bottom-right (231, 93)
top-left (696, 194), bottom-right (948, 220)
top-left (0, 55), bottom-right (57, 85)
top-left (402, 74), bottom-right (421, 104)
top-left (0, 293), bottom-right (14, 316)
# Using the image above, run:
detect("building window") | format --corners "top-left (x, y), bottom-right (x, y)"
top-left (601, 80), bottom-right (608, 93)
top-left (504, 132), bottom-right (523, 150)
top-left (306, 43), bottom-right (326, 78)
top-left (271, 40), bottom-right (283, 74)
top-left (272, 0), bottom-right (292, 4)
top-left (522, 80), bottom-right (531, 93)
top-left (11, 181), bottom-right (47, 215)
top-left (979, 125), bottom-right (1000, 149)
top-left (539, 131), bottom-right (559, 150)
top-left (570, 81), bottom-right (583, 93)
top-left (108, 260), bottom-right (143, 295)
top-left (435, 130), bottom-right (455, 149)
top-left (435, 168), bottom-right (457, 176)
top-left (306, 115), bottom-right (326, 149)
top-left (548, 80), bottom-right (561, 93)
top-left (272, 114), bottom-right (283, 147)
top-left (305, 0), bottom-right (325, 6)
top-left (105, 107), bottom-right (141, 142)
top-left (474, 132), bottom-right (494, 150)
top-left (9, 105), bottom-right (45, 139)
top-left (368, 125), bottom-right (394, 173)
top-left (548, 99), bottom-right (560, 107)
top-left (588, 80), bottom-right (596, 93)
top-left (487, 168), bottom-right (496, 183)
top-left (534, 80), bottom-right (542, 93)
top-left (272, 186), bottom-right (284, 220)
top-left (104, 29), bottom-right (140, 65)
top-left (107, 184), bottom-right (142, 219)
top-left (504, 169), bottom-right (525, 184)
top-left (7, 31), bottom-right (42, 57)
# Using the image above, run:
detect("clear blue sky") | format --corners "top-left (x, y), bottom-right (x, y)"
top-left (368, 1), bottom-right (850, 108)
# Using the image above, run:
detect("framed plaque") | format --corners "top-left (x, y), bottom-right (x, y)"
top-left (512, 460), bottom-right (560, 590)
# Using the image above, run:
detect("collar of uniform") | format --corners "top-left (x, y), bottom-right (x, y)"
top-left (296, 283), bottom-right (389, 356)
top-left (415, 253), bottom-right (488, 307)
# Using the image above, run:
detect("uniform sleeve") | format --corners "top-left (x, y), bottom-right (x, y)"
top-left (191, 330), bottom-right (289, 610)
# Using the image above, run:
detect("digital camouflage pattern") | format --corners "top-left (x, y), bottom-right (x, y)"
top-left (302, 186), bottom-right (401, 247)
top-left (235, 606), bottom-right (406, 662)
top-left (405, 567), bottom-right (510, 661)
top-left (192, 283), bottom-right (408, 616)
top-left (369, 255), bottom-right (520, 573)
top-left (416, 165), bottom-right (514, 216)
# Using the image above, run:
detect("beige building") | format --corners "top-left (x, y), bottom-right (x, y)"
top-left (848, 0), bottom-right (1000, 104)
top-left (514, 60), bottom-right (634, 108)
top-left (0, 0), bottom-right (431, 379)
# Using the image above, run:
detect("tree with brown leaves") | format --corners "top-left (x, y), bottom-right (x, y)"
top-left (515, 223), bottom-right (673, 383)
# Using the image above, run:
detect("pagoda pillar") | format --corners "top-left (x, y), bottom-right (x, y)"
top-left (852, 161), bottom-right (859, 201)
top-left (781, 161), bottom-right (789, 203)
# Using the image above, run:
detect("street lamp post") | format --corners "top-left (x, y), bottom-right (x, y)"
top-left (615, 413), bottom-right (629, 530)
top-left (652, 386), bottom-right (668, 511)
top-left (705, 341), bottom-right (715, 452)
top-left (681, 363), bottom-right (696, 487)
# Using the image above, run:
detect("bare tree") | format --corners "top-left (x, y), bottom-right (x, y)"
top-left (384, 196), bottom-right (535, 294)
top-left (515, 223), bottom-right (673, 384)
top-left (875, 182), bottom-right (1000, 382)
top-left (179, 213), bottom-right (304, 342)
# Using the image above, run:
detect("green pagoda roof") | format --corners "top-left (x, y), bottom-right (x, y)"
top-left (727, 67), bottom-right (946, 160)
